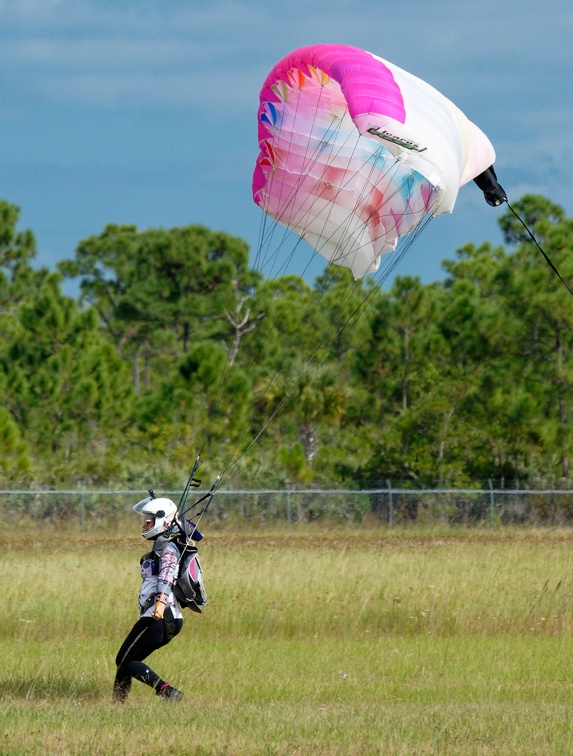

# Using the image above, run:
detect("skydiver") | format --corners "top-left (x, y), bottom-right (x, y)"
top-left (113, 497), bottom-right (185, 703)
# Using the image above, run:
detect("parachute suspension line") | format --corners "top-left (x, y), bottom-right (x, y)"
top-left (373, 212), bottom-right (436, 284)
top-left (209, 102), bottom-right (364, 440)
top-left (217, 234), bottom-right (438, 486)
top-left (195, 168), bottom-right (335, 483)
top-left (254, 229), bottom-right (429, 461)
top-left (320, 211), bottom-right (438, 361)
top-left (309, 214), bottom-right (439, 384)
top-left (213, 264), bottom-right (352, 484)
top-left (220, 252), bottom-right (403, 481)
top-left (176, 454), bottom-right (202, 515)
top-left (201, 141), bottom-right (361, 455)
top-left (172, 455), bottom-right (210, 562)
top-left (506, 202), bottom-right (573, 299)
top-left (212, 72), bottom-right (444, 485)
top-left (312, 156), bottom-right (436, 273)
top-left (218, 220), bottom-right (437, 484)
top-left (214, 135), bottom-right (441, 481)
top-left (180, 193), bottom-right (437, 518)
top-left (252, 82), bottom-right (339, 280)
top-left (254, 215), bottom-right (441, 461)
top-left (178, 472), bottom-right (221, 532)
top-left (274, 112), bottom-right (379, 274)
top-left (209, 218), bottom-right (345, 483)
top-left (205, 107), bottom-right (349, 449)
top-left (257, 121), bottom-right (383, 282)
top-left (192, 324), bottom-right (236, 462)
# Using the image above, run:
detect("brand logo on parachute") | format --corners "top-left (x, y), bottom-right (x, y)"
top-left (367, 127), bottom-right (427, 153)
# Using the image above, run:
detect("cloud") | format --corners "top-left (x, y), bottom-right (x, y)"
top-left (0, 2), bottom-right (274, 113)
top-left (0, 0), bottom-right (64, 21)
top-left (31, 67), bottom-right (262, 114)
top-left (1, 0), bottom-right (572, 280)
top-left (1, 0), bottom-right (571, 123)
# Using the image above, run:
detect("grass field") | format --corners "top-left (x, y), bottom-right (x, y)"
top-left (2, 524), bottom-right (573, 754)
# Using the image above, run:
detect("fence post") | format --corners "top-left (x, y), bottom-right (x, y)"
top-left (80, 489), bottom-right (86, 532)
top-left (551, 484), bottom-right (556, 525)
top-left (386, 479), bottom-right (393, 528)
top-left (285, 488), bottom-right (292, 528)
top-left (488, 479), bottom-right (494, 527)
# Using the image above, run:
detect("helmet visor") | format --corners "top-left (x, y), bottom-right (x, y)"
top-left (133, 496), bottom-right (152, 515)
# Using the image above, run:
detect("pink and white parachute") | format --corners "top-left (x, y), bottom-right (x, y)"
top-left (253, 44), bottom-right (497, 279)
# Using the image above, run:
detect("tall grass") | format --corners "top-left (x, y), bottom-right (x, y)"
top-left (2, 526), bottom-right (573, 753)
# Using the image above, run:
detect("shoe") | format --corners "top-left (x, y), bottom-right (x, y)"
top-left (112, 683), bottom-right (130, 703)
top-left (157, 684), bottom-right (184, 702)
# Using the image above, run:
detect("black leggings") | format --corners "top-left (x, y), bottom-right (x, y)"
top-left (113, 608), bottom-right (183, 701)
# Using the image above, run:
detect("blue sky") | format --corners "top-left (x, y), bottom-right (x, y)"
top-left (1, 0), bottom-right (571, 292)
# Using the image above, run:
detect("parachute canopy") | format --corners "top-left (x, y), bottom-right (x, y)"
top-left (253, 44), bottom-right (497, 279)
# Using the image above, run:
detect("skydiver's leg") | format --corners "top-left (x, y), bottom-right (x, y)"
top-left (113, 611), bottom-right (183, 701)
top-left (113, 617), bottom-right (159, 701)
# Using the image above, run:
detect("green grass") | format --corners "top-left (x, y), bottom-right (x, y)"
top-left (2, 526), bottom-right (573, 754)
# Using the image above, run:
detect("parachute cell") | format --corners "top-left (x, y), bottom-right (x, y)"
top-left (253, 44), bottom-right (497, 279)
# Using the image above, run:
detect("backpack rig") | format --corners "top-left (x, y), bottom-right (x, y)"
top-left (148, 456), bottom-right (217, 613)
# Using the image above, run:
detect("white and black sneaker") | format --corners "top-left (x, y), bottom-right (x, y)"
top-left (157, 684), bottom-right (184, 702)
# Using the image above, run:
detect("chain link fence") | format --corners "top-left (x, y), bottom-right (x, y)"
top-left (3, 484), bottom-right (573, 530)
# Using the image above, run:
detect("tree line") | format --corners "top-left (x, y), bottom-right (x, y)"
top-left (0, 194), bottom-right (572, 492)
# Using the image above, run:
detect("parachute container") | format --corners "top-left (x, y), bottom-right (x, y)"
top-left (174, 548), bottom-right (207, 613)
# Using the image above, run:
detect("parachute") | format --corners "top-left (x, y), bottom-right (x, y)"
top-left (156, 47), bottom-right (506, 529)
top-left (253, 44), bottom-right (498, 279)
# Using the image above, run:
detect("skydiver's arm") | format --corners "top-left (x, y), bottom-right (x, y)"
top-left (151, 543), bottom-right (179, 620)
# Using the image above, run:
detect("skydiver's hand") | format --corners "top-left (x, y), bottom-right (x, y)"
top-left (151, 598), bottom-right (166, 620)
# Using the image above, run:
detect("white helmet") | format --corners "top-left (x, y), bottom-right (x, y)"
top-left (133, 496), bottom-right (178, 540)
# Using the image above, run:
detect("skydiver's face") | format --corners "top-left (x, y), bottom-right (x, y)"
top-left (142, 516), bottom-right (155, 533)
